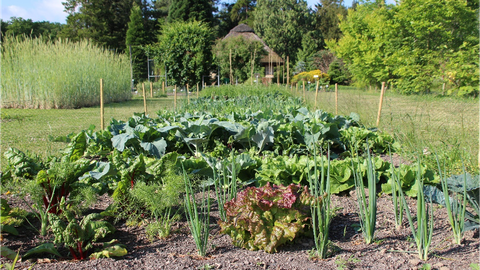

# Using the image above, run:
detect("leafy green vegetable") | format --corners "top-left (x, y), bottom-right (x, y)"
top-left (219, 183), bottom-right (315, 253)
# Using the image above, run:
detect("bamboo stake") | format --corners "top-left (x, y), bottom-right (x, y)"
top-left (187, 84), bottom-right (190, 104)
top-left (296, 83), bottom-right (298, 95)
top-left (376, 82), bottom-right (386, 126)
top-left (142, 83), bottom-right (147, 115)
top-left (335, 83), bottom-right (338, 115)
top-left (315, 80), bottom-right (319, 108)
top-left (196, 83), bottom-right (199, 99)
top-left (162, 81), bottom-right (165, 95)
top-left (174, 85), bottom-right (177, 112)
top-left (100, 78), bottom-right (104, 130)
top-left (150, 81), bottom-right (153, 98)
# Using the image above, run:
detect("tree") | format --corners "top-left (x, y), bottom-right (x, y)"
top-left (230, 0), bottom-right (256, 27)
top-left (253, 0), bottom-right (314, 63)
top-left (61, 0), bottom-right (158, 51)
top-left (213, 35), bottom-right (267, 83)
top-left (328, 0), bottom-right (479, 94)
top-left (1, 17), bottom-right (63, 40)
top-left (315, 0), bottom-right (347, 41)
top-left (126, 3), bottom-right (147, 83)
top-left (167, 0), bottom-right (214, 26)
top-left (151, 21), bottom-right (213, 87)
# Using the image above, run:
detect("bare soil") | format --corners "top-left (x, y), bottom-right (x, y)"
top-left (1, 190), bottom-right (478, 270)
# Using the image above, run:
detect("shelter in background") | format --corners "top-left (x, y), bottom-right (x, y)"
top-left (223, 24), bottom-right (284, 83)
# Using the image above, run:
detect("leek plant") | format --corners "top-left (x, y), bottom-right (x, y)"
top-left (209, 152), bottom-right (238, 222)
top-left (396, 158), bottom-right (434, 261)
top-left (352, 145), bottom-right (377, 244)
top-left (307, 144), bottom-right (332, 259)
top-left (182, 163), bottom-right (211, 257)
top-left (389, 150), bottom-right (404, 230)
top-left (436, 156), bottom-right (467, 245)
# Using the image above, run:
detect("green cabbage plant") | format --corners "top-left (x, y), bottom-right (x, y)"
top-left (219, 183), bottom-right (315, 253)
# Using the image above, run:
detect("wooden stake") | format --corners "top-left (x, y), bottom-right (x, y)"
top-left (296, 83), bottom-right (298, 95)
top-left (187, 84), bottom-right (190, 104)
top-left (150, 81), bottom-right (153, 98)
top-left (229, 49), bottom-right (233, 85)
top-left (196, 83), bottom-right (199, 99)
top-left (315, 80), bottom-right (319, 108)
top-left (142, 83), bottom-right (147, 115)
top-left (277, 59), bottom-right (280, 86)
top-left (286, 56), bottom-right (289, 85)
top-left (376, 82), bottom-right (386, 126)
top-left (162, 81), bottom-right (165, 95)
top-left (335, 83), bottom-right (339, 115)
top-left (303, 81), bottom-right (306, 102)
top-left (174, 85), bottom-right (177, 111)
top-left (100, 78), bottom-right (104, 130)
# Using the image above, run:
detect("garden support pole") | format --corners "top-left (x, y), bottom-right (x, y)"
top-left (150, 82), bottom-right (153, 98)
top-left (335, 83), bottom-right (338, 115)
top-left (376, 82), bottom-right (386, 126)
top-left (142, 83), bottom-right (147, 115)
top-left (230, 49), bottom-right (233, 85)
top-left (174, 85), bottom-right (177, 112)
top-left (303, 81), bottom-right (306, 102)
top-left (315, 80), bottom-right (319, 108)
top-left (197, 83), bottom-right (199, 99)
top-left (100, 78), bottom-right (104, 130)
top-left (162, 81), bottom-right (165, 95)
top-left (187, 84), bottom-right (190, 104)
top-left (286, 56), bottom-right (290, 86)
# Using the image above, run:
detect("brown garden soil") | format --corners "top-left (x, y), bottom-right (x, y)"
top-left (1, 188), bottom-right (479, 270)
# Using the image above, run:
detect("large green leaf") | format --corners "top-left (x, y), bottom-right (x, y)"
top-left (23, 243), bottom-right (62, 259)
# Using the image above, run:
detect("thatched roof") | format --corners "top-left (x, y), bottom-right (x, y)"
top-left (223, 24), bottom-right (284, 64)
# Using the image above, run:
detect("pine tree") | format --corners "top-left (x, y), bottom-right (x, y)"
top-left (126, 3), bottom-right (147, 83)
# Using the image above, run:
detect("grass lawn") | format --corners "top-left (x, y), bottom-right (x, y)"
top-left (0, 95), bottom-right (176, 169)
top-left (297, 85), bottom-right (479, 172)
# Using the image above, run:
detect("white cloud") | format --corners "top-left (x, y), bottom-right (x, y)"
top-left (0, 0), bottom-right (67, 23)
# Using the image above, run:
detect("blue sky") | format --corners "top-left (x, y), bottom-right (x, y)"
top-left (1, 0), bottom-right (396, 24)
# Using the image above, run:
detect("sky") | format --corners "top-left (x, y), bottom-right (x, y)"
top-left (1, 0), bottom-right (396, 24)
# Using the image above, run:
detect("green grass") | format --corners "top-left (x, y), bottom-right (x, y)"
top-left (304, 87), bottom-right (479, 173)
top-left (0, 96), bottom-right (175, 170)
top-left (1, 35), bottom-right (131, 109)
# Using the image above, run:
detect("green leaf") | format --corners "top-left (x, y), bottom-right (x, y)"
top-left (23, 243), bottom-right (62, 259)
top-left (0, 246), bottom-right (18, 260)
top-left (89, 245), bottom-right (127, 259)
top-left (0, 224), bottom-right (18, 236)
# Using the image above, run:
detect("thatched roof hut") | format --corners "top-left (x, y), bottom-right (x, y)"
top-left (223, 24), bottom-right (284, 78)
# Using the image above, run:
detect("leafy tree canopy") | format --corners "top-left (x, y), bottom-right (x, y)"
top-left (150, 20), bottom-right (214, 87)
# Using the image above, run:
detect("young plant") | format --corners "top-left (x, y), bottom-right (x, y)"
top-left (48, 209), bottom-right (117, 260)
top-left (203, 151), bottom-right (238, 222)
top-left (219, 183), bottom-right (314, 253)
top-left (389, 150), bottom-right (404, 230)
top-left (307, 144), bottom-right (332, 259)
top-left (352, 143), bottom-right (377, 244)
top-left (182, 163), bottom-right (211, 257)
top-left (396, 158), bottom-right (434, 261)
top-left (436, 156), bottom-right (467, 244)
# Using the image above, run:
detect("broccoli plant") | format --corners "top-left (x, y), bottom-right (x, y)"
top-left (219, 183), bottom-right (315, 253)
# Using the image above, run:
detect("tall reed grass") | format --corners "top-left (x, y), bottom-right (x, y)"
top-left (1, 35), bottom-right (131, 109)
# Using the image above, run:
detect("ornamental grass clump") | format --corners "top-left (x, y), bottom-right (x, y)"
top-left (1, 35), bottom-right (131, 109)
top-left (219, 183), bottom-right (315, 253)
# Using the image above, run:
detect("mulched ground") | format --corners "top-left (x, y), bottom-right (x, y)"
top-left (1, 189), bottom-right (478, 270)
